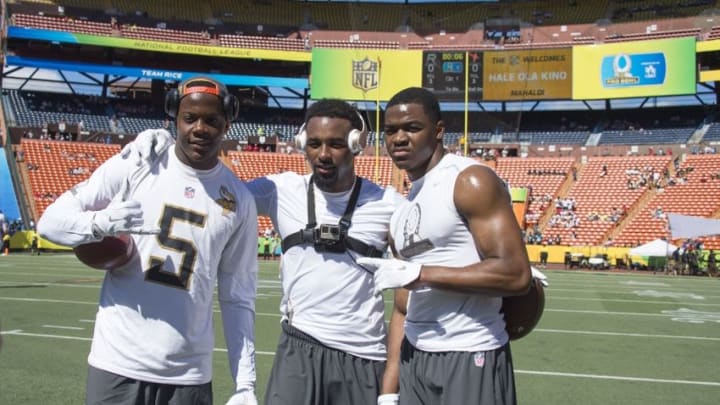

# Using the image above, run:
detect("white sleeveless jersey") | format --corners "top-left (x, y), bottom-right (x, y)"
top-left (248, 172), bottom-right (405, 360)
top-left (390, 154), bottom-right (508, 352)
top-left (38, 150), bottom-right (258, 385)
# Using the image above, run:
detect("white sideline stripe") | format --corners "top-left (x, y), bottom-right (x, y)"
top-left (0, 330), bottom-right (275, 356)
top-left (547, 308), bottom-right (670, 317)
top-left (549, 288), bottom-right (720, 299)
top-left (515, 370), bottom-right (720, 387)
top-left (0, 281), bottom-right (101, 289)
top-left (42, 324), bottom-right (84, 331)
top-left (212, 347), bottom-right (277, 356)
top-left (551, 296), bottom-right (720, 307)
top-left (3, 296), bottom-right (711, 320)
top-left (0, 296), bottom-right (283, 317)
top-left (0, 296), bottom-right (96, 305)
top-left (1, 330), bottom-right (91, 341)
top-left (2, 330), bottom-right (718, 386)
top-left (0, 271), bottom-right (104, 278)
top-left (535, 328), bottom-right (720, 342)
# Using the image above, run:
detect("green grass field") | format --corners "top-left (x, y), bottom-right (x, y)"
top-left (1, 253), bottom-right (719, 404)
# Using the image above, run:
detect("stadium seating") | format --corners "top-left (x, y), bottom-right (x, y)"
top-left (4, 90), bottom-right (112, 133)
top-left (12, 13), bottom-right (112, 36)
top-left (615, 154), bottom-right (720, 249)
top-left (543, 155), bottom-right (673, 246)
top-left (20, 139), bottom-right (120, 217)
top-left (494, 157), bottom-right (575, 227)
top-left (599, 128), bottom-right (695, 145)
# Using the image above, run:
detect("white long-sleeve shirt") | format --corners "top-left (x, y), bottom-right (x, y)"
top-left (38, 149), bottom-right (258, 387)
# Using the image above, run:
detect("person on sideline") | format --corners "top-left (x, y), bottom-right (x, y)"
top-left (123, 99), bottom-right (406, 405)
top-left (359, 87), bottom-right (532, 405)
top-left (38, 77), bottom-right (259, 405)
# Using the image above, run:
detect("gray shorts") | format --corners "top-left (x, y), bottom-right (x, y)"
top-left (85, 365), bottom-right (212, 405)
top-left (399, 338), bottom-right (516, 405)
top-left (264, 321), bottom-right (385, 405)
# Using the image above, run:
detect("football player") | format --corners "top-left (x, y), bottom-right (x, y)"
top-left (358, 87), bottom-right (532, 405)
top-left (38, 77), bottom-right (259, 405)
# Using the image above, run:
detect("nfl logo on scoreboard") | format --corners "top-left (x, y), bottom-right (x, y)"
top-left (352, 57), bottom-right (379, 92)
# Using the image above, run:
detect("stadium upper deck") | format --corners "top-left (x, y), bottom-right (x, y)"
top-left (8, 0), bottom-right (720, 48)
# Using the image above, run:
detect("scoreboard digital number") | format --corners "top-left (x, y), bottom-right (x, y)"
top-left (422, 51), bottom-right (482, 101)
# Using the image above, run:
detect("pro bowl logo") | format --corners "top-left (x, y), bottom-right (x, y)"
top-left (352, 57), bottom-right (379, 92)
top-left (600, 52), bottom-right (666, 88)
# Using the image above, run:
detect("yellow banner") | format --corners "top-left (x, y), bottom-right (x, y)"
top-left (572, 37), bottom-right (696, 99)
top-left (483, 48), bottom-right (572, 100)
top-left (310, 49), bottom-right (423, 101)
top-left (696, 39), bottom-right (720, 52)
top-left (82, 36), bottom-right (311, 62)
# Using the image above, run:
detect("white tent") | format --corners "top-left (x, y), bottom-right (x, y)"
top-left (629, 239), bottom-right (678, 257)
top-left (667, 213), bottom-right (720, 239)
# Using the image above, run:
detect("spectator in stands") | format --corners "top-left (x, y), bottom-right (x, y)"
top-left (37, 76), bottom-right (259, 405)
top-left (58, 118), bottom-right (68, 140)
top-left (109, 115), bottom-right (119, 134)
top-left (124, 98), bottom-right (406, 405)
top-left (361, 87), bottom-right (531, 405)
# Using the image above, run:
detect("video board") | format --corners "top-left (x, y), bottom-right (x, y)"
top-left (421, 51), bottom-right (482, 101)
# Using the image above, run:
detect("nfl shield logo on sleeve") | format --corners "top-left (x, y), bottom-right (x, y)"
top-left (184, 186), bottom-right (195, 199)
top-left (473, 353), bottom-right (485, 367)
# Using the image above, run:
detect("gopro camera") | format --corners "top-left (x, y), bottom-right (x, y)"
top-left (313, 224), bottom-right (346, 253)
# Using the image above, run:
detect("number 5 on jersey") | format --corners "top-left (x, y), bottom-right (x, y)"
top-left (146, 205), bottom-right (206, 290)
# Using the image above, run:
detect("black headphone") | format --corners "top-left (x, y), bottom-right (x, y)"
top-left (295, 109), bottom-right (368, 155)
top-left (164, 77), bottom-right (240, 121)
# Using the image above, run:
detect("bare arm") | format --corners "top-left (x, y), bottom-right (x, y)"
top-left (409, 165), bottom-right (531, 296)
top-left (380, 287), bottom-right (407, 395)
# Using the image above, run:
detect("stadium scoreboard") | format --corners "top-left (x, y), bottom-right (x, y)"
top-left (422, 51), bottom-right (482, 101)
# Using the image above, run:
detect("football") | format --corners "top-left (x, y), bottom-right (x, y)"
top-left (502, 276), bottom-right (546, 340)
top-left (73, 233), bottom-right (136, 270)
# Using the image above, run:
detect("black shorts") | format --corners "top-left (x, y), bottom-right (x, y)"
top-left (264, 321), bottom-right (385, 405)
top-left (85, 365), bottom-right (212, 405)
top-left (399, 338), bottom-right (516, 405)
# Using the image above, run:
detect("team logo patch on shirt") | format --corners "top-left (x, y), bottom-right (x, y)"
top-left (214, 185), bottom-right (237, 214)
top-left (473, 352), bottom-right (485, 367)
top-left (184, 186), bottom-right (195, 199)
top-left (399, 203), bottom-right (434, 258)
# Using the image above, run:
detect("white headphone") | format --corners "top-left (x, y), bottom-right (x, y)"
top-left (294, 109), bottom-right (368, 155)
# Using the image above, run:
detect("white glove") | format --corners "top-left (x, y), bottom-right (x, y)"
top-left (357, 257), bottom-right (422, 293)
top-left (120, 128), bottom-right (173, 167)
top-left (378, 393), bottom-right (400, 405)
top-left (91, 200), bottom-right (159, 237)
top-left (531, 266), bottom-right (549, 287)
top-left (225, 387), bottom-right (258, 405)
